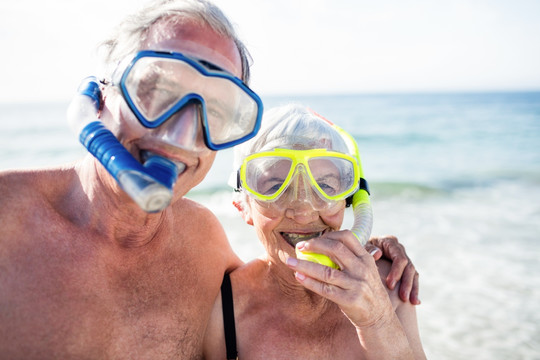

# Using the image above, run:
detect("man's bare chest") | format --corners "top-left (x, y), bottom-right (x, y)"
top-left (0, 246), bottom-right (213, 359)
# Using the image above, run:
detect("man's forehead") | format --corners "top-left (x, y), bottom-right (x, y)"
top-left (142, 17), bottom-right (242, 78)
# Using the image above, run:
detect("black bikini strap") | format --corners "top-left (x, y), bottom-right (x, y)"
top-left (221, 272), bottom-right (238, 360)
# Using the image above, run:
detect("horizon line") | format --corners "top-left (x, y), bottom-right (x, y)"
top-left (1, 88), bottom-right (539, 105)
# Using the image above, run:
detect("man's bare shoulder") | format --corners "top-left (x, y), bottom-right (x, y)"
top-left (0, 167), bottom-right (76, 232)
top-left (171, 197), bottom-right (243, 270)
top-left (0, 169), bottom-right (44, 212)
top-left (1, 166), bottom-right (72, 198)
top-left (0, 168), bottom-right (37, 189)
top-left (172, 197), bottom-right (223, 232)
top-left (172, 197), bottom-right (224, 231)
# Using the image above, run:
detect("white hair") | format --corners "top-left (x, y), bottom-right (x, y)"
top-left (232, 103), bottom-right (351, 171)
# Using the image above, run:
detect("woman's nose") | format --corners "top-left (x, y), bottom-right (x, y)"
top-left (284, 200), bottom-right (319, 224)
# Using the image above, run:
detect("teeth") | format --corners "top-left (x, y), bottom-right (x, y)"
top-left (281, 231), bottom-right (323, 247)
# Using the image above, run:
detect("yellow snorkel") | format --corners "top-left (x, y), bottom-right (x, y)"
top-left (295, 120), bottom-right (373, 269)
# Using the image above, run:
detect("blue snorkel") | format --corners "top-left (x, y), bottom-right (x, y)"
top-left (67, 77), bottom-right (179, 213)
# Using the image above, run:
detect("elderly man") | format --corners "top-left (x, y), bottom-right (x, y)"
top-left (0, 0), bottom-right (418, 358)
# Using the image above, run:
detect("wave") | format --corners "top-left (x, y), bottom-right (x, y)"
top-left (369, 181), bottom-right (447, 199)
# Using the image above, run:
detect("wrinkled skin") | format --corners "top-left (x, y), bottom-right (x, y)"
top-left (0, 17), bottom-right (243, 359)
top-left (203, 197), bottom-right (426, 359)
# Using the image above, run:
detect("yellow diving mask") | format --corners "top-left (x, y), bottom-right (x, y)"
top-left (238, 148), bottom-right (360, 211)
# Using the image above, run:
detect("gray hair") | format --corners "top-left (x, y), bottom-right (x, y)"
top-left (232, 103), bottom-right (351, 171)
top-left (97, 0), bottom-right (252, 83)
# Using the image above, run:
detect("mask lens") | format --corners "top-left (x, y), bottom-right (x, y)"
top-left (308, 157), bottom-right (356, 199)
top-left (244, 156), bottom-right (293, 199)
top-left (124, 57), bottom-right (194, 122)
top-left (202, 76), bottom-right (260, 146)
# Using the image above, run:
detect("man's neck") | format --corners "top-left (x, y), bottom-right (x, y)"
top-left (69, 156), bottom-right (175, 248)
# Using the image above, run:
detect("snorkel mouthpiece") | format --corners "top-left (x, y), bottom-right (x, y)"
top-left (67, 76), bottom-right (178, 213)
top-left (295, 190), bottom-right (373, 270)
top-left (296, 250), bottom-right (341, 269)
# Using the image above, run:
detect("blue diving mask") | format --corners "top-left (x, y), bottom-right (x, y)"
top-left (111, 50), bottom-right (263, 151)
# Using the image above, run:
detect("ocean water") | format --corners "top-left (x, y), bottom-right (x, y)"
top-left (1, 92), bottom-right (540, 359)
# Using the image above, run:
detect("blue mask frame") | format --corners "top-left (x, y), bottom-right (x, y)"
top-left (112, 50), bottom-right (263, 151)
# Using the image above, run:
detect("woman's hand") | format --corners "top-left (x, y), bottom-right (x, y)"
top-left (365, 235), bottom-right (420, 305)
top-left (286, 230), bottom-right (395, 328)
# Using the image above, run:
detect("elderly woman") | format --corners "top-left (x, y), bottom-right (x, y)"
top-left (204, 104), bottom-right (426, 359)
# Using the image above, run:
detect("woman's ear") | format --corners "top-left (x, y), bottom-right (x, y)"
top-left (232, 199), bottom-right (253, 225)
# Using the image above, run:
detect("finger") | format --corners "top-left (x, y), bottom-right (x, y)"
top-left (290, 258), bottom-right (394, 327)
top-left (293, 270), bottom-right (344, 304)
top-left (380, 236), bottom-right (405, 261)
top-left (410, 272), bottom-right (421, 305)
top-left (372, 235), bottom-right (405, 262)
top-left (385, 256), bottom-right (408, 290)
top-left (370, 235), bottom-right (421, 302)
top-left (287, 256), bottom-right (349, 289)
top-left (368, 235), bottom-right (391, 250)
top-left (325, 230), bottom-right (366, 258)
top-left (368, 235), bottom-right (382, 248)
top-left (397, 263), bottom-right (416, 302)
top-left (374, 236), bottom-right (409, 289)
top-left (364, 244), bottom-right (382, 260)
top-left (297, 235), bottom-right (371, 271)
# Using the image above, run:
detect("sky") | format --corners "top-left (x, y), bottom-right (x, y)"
top-left (0, 0), bottom-right (539, 103)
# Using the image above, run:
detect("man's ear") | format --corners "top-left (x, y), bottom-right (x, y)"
top-left (232, 200), bottom-right (253, 225)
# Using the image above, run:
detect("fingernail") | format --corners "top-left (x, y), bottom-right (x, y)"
top-left (286, 257), bottom-right (298, 267)
top-left (295, 272), bottom-right (306, 281)
top-left (296, 241), bottom-right (306, 250)
top-left (389, 280), bottom-right (396, 289)
top-left (370, 249), bottom-right (379, 257)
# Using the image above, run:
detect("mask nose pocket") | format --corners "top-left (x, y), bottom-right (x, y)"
top-left (149, 102), bottom-right (208, 152)
top-left (280, 165), bottom-right (321, 209)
